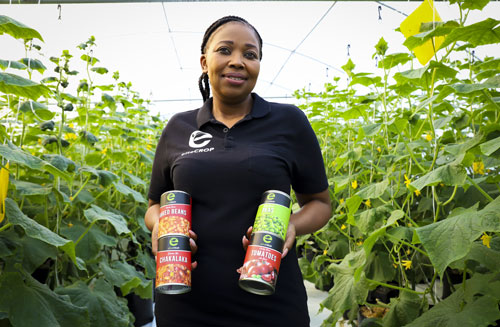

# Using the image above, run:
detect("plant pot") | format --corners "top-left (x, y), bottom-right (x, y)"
top-left (366, 284), bottom-right (399, 304)
top-left (357, 305), bottom-right (387, 326)
top-left (125, 293), bottom-right (154, 327)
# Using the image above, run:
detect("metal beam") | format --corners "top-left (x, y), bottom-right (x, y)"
top-left (0, 0), bottom-right (446, 3)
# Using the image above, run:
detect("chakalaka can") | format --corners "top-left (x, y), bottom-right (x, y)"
top-left (156, 190), bottom-right (192, 294)
top-left (239, 190), bottom-right (292, 295)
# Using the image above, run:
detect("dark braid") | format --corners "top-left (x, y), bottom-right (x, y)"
top-left (198, 16), bottom-right (263, 102)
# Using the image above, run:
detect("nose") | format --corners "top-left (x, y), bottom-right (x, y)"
top-left (228, 52), bottom-right (244, 69)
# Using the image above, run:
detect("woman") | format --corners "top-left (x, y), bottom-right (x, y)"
top-left (145, 15), bottom-right (331, 327)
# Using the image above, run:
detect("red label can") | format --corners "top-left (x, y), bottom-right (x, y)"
top-left (156, 235), bottom-right (191, 294)
top-left (156, 190), bottom-right (192, 295)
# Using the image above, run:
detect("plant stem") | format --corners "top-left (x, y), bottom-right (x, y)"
top-left (467, 176), bottom-right (494, 202)
top-left (385, 233), bottom-right (428, 257)
top-left (0, 223), bottom-right (13, 233)
top-left (365, 278), bottom-right (425, 295)
top-left (75, 220), bottom-right (97, 246)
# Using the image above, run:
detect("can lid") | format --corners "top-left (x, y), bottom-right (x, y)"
top-left (161, 190), bottom-right (191, 206)
top-left (261, 190), bottom-right (291, 208)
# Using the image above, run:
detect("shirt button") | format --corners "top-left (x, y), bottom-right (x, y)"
top-left (223, 128), bottom-right (229, 133)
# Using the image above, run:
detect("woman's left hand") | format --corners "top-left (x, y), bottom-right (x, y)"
top-left (281, 221), bottom-right (296, 259)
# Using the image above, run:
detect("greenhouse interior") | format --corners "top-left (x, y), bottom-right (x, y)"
top-left (1, 0), bottom-right (500, 326)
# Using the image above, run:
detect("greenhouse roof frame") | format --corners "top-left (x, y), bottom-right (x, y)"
top-left (0, 0), bottom-right (452, 3)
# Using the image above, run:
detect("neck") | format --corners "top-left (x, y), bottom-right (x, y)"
top-left (212, 95), bottom-right (253, 128)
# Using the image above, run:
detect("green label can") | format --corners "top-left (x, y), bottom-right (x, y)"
top-left (239, 190), bottom-right (292, 295)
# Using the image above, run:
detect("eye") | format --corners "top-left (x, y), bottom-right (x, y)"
top-left (244, 51), bottom-right (258, 60)
top-left (216, 47), bottom-right (231, 55)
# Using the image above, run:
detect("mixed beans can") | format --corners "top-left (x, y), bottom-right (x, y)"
top-left (239, 190), bottom-right (292, 295)
top-left (155, 190), bottom-right (192, 295)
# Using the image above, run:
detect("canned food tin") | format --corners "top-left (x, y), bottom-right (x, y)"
top-left (159, 190), bottom-right (192, 237)
top-left (156, 235), bottom-right (191, 294)
top-left (156, 190), bottom-right (192, 295)
top-left (239, 190), bottom-right (292, 295)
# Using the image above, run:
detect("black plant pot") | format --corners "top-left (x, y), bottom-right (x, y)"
top-left (125, 293), bottom-right (154, 327)
top-left (367, 284), bottom-right (399, 304)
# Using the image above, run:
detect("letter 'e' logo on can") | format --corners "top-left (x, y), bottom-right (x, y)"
top-left (263, 234), bottom-right (272, 244)
top-left (267, 193), bottom-right (275, 201)
top-left (167, 193), bottom-right (176, 202)
top-left (169, 237), bottom-right (179, 247)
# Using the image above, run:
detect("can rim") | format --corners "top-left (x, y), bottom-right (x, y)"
top-left (263, 189), bottom-right (291, 199)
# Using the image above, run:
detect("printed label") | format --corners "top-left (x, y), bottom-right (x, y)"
top-left (239, 245), bottom-right (282, 287)
top-left (159, 204), bottom-right (192, 237)
top-left (158, 235), bottom-right (190, 251)
top-left (253, 203), bottom-right (291, 240)
top-left (156, 250), bottom-right (191, 288)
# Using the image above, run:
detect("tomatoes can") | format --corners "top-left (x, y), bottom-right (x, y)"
top-left (156, 235), bottom-right (192, 294)
top-left (239, 190), bottom-right (292, 295)
top-left (159, 190), bottom-right (192, 237)
top-left (156, 190), bottom-right (192, 295)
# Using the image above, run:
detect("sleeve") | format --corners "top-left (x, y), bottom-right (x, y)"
top-left (289, 107), bottom-right (328, 194)
top-left (147, 125), bottom-right (173, 203)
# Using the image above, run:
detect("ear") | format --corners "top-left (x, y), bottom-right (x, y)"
top-left (200, 54), bottom-right (208, 74)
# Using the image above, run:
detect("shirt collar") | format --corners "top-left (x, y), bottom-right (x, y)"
top-left (196, 93), bottom-right (270, 128)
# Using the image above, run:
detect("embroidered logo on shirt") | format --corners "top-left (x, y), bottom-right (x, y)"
top-left (189, 130), bottom-right (213, 148)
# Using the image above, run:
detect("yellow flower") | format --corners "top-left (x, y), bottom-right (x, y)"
top-left (404, 174), bottom-right (411, 188)
top-left (356, 240), bottom-right (363, 246)
top-left (339, 198), bottom-right (344, 205)
top-left (0, 163), bottom-right (10, 223)
top-left (414, 189), bottom-right (421, 196)
top-left (341, 224), bottom-right (346, 230)
top-left (406, 249), bottom-right (411, 255)
top-left (351, 180), bottom-right (358, 189)
top-left (69, 196), bottom-right (74, 201)
top-left (65, 133), bottom-right (77, 140)
top-left (68, 123), bottom-right (74, 128)
top-left (330, 160), bottom-right (336, 167)
top-left (425, 134), bottom-right (432, 141)
top-left (365, 199), bottom-right (371, 208)
top-left (323, 249), bottom-right (328, 255)
top-left (339, 211), bottom-right (344, 215)
top-left (402, 260), bottom-right (412, 270)
top-left (376, 146), bottom-right (381, 153)
top-left (37, 138), bottom-right (42, 144)
top-left (481, 233), bottom-right (491, 248)
top-left (140, 162), bottom-right (145, 167)
top-left (473, 161), bottom-right (485, 175)
top-left (101, 148), bottom-right (108, 155)
top-left (393, 263), bottom-right (398, 269)
top-left (68, 223), bottom-right (73, 228)
top-left (128, 170), bottom-right (132, 174)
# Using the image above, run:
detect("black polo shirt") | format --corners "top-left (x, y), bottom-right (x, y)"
top-left (149, 93), bottom-right (328, 327)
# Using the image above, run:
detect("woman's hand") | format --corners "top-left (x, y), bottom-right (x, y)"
top-left (241, 223), bottom-right (296, 259)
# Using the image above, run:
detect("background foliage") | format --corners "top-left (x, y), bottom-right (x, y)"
top-left (1, 14), bottom-right (161, 326)
top-left (296, 1), bottom-right (500, 326)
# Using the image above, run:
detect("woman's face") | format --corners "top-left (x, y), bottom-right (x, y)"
top-left (201, 22), bottom-right (261, 104)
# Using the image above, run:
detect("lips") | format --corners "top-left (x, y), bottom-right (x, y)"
top-left (223, 73), bottom-right (247, 81)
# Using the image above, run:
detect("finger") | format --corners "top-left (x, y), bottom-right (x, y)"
top-left (190, 237), bottom-right (198, 255)
top-left (242, 234), bottom-right (250, 251)
top-left (152, 222), bottom-right (159, 256)
top-left (189, 229), bottom-right (198, 241)
top-left (246, 226), bottom-right (253, 239)
top-left (192, 261), bottom-right (198, 270)
top-left (282, 224), bottom-right (296, 259)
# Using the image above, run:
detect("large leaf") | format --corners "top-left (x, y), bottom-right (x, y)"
top-left (383, 291), bottom-right (424, 327)
top-left (19, 100), bottom-right (55, 120)
top-left (0, 15), bottom-right (43, 41)
top-left (480, 136), bottom-right (500, 156)
top-left (0, 59), bottom-right (27, 71)
top-left (10, 179), bottom-right (51, 196)
top-left (356, 179), bottom-right (389, 200)
top-left (60, 221), bottom-right (117, 261)
top-left (0, 72), bottom-right (51, 100)
top-left (363, 210), bottom-right (404, 255)
top-left (321, 250), bottom-right (370, 322)
top-left (55, 279), bottom-right (130, 327)
top-left (113, 181), bottom-right (146, 203)
top-left (410, 164), bottom-right (467, 191)
top-left (83, 205), bottom-right (131, 235)
top-left (0, 272), bottom-right (89, 327)
top-left (100, 260), bottom-right (152, 299)
top-left (449, 0), bottom-right (490, 10)
top-left (0, 142), bottom-right (70, 182)
top-left (19, 58), bottom-right (47, 74)
top-left (416, 197), bottom-right (500, 276)
top-left (5, 198), bottom-right (80, 269)
top-left (440, 18), bottom-right (500, 49)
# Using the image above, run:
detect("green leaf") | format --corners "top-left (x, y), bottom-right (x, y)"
top-left (480, 136), bottom-right (500, 156)
top-left (415, 197), bottom-right (500, 276)
top-left (383, 291), bottom-right (426, 327)
top-left (41, 154), bottom-right (76, 172)
top-left (5, 198), bottom-right (80, 269)
top-left (97, 170), bottom-right (119, 187)
top-left (322, 250), bottom-right (369, 323)
top-left (374, 37), bottom-right (388, 56)
top-left (0, 15), bottom-right (44, 41)
top-left (341, 58), bottom-right (355, 77)
top-left (60, 221), bottom-right (117, 261)
top-left (378, 53), bottom-right (412, 70)
top-left (19, 235), bottom-right (58, 274)
top-left (113, 181), bottom-right (146, 203)
top-left (0, 59), bottom-right (27, 70)
top-left (410, 164), bottom-right (467, 191)
top-left (0, 142), bottom-right (71, 182)
top-left (404, 21), bottom-right (460, 51)
top-left (80, 54), bottom-right (99, 66)
top-left (19, 100), bottom-right (55, 120)
top-left (440, 18), bottom-right (500, 50)
top-left (362, 123), bottom-right (382, 137)
top-left (10, 179), bottom-right (51, 196)
top-left (356, 179), bottom-right (389, 200)
top-left (122, 170), bottom-right (146, 187)
top-left (83, 205), bottom-right (131, 235)
top-left (449, 0), bottom-right (491, 11)
top-left (363, 210), bottom-right (404, 256)
top-left (0, 272), bottom-right (89, 327)
top-left (136, 250), bottom-right (156, 280)
top-left (449, 242), bottom-right (500, 272)
top-left (0, 72), bottom-right (51, 100)
top-left (346, 195), bottom-right (363, 225)
top-left (19, 58), bottom-right (47, 74)
top-left (100, 260), bottom-right (152, 298)
top-left (55, 279), bottom-right (130, 327)
top-left (90, 67), bottom-right (108, 74)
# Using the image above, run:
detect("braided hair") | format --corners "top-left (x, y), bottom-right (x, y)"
top-left (198, 16), bottom-right (263, 102)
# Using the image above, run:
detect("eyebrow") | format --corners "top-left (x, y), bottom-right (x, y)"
top-left (217, 40), bottom-right (258, 49)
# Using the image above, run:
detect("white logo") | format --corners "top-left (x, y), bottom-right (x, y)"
top-left (189, 130), bottom-right (212, 148)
